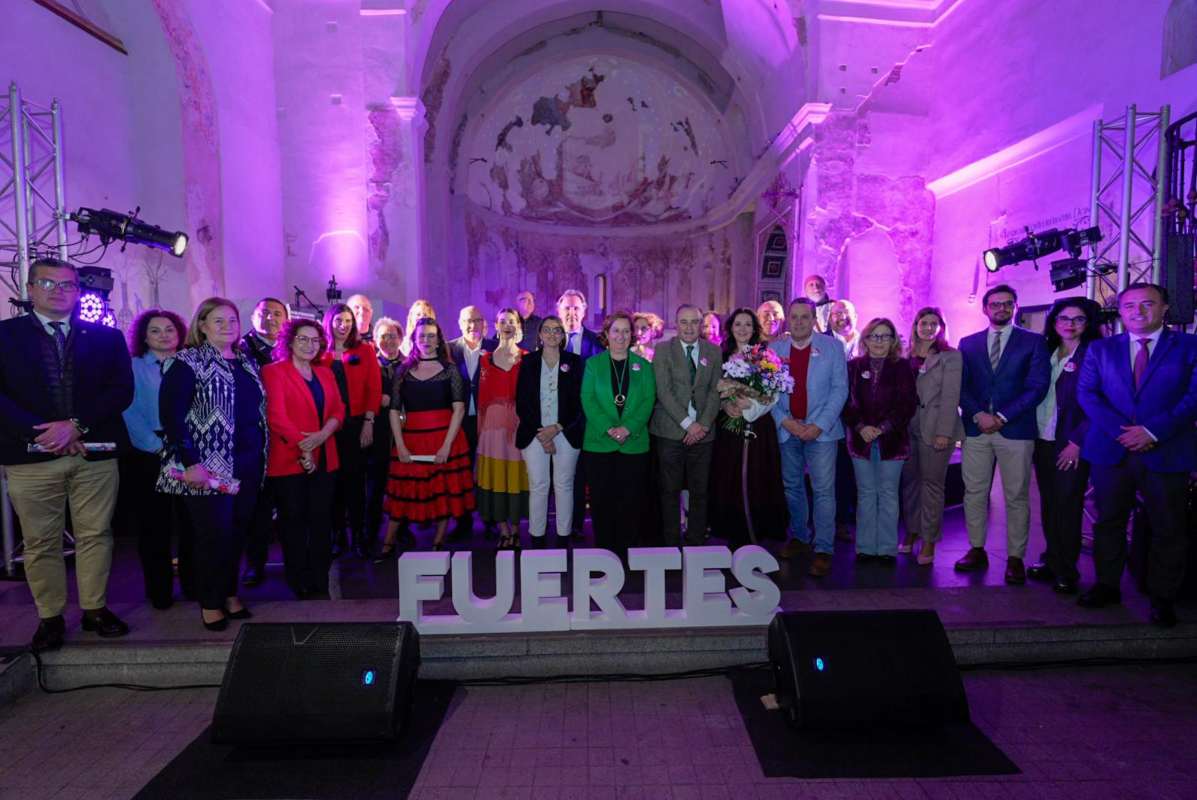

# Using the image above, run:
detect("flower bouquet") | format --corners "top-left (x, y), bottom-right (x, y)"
top-left (716, 344), bottom-right (795, 435)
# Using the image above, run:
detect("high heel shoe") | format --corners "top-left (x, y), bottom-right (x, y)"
top-left (224, 606), bottom-right (253, 620)
top-left (374, 540), bottom-right (397, 562)
top-left (202, 611), bottom-right (228, 632)
top-left (916, 544), bottom-right (936, 566)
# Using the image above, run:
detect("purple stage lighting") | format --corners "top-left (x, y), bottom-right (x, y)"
top-left (79, 292), bottom-right (105, 323)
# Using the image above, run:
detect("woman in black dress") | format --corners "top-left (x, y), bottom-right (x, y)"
top-left (707, 308), bottom-right (789, 545)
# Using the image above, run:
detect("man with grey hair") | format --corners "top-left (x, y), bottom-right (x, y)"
top-left (650, 304), bottom-right (723, 544)
top-left (557, 289), bottom-right (603, 360)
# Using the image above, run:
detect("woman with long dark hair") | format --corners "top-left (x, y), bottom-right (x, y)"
top-left (1029, 296), bottom-right (1104, 594)
top-left (158, 297), bottom-right (267, 631)
top-left (122, 308), bottom-right (192, 608)
top-left (899, 307), bottom-right (964, 565)
top-left (379, 317), bottom-right (475, 552)
top-left (707, 308), bottom-right (789, 545)
top-left (318, 302), bottom-right (382, 558)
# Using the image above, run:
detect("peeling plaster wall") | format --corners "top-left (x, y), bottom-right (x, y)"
top-left (458, 204), bottom-right (752, 325)
top-left (798, 110), bottom-right (935, 334)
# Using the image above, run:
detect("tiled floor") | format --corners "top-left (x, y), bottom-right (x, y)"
top-left (2, 663), bottom-right (1196, 799)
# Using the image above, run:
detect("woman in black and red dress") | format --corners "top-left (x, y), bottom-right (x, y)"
top-left (379, 317), bottom-right (475, 553)
top-left (707, 308), bottom-right (789, 546)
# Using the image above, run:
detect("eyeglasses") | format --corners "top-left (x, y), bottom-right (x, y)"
top-left (1056, 315), bottom-right (1087, 326)
top-left (31, 278), bottom-right (80, 292)
top-left (865, 333), bottom-right (895, 342)
top-left (540, 328), bottom-right (565, 336)
top-left (987, 300), bottom-right (1016, 309)
top-left (294, 335), bottom-right (321, 345)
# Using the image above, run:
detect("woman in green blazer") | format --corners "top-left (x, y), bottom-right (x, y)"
top-left (581, 311), bottom-right (656, 553)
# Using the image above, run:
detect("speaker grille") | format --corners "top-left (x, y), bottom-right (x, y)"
top-left (212, 622), bottom-right (419, 743)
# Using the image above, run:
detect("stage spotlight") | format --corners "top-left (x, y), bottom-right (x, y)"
top-left (76, 266), bottom-right (118, 328)
top-left (70, 207), bottom-right (188, 257)
top-left (1050, 257), bottom-right (1115, 293)
top-left (983, 226), bottom-right (1102, 274)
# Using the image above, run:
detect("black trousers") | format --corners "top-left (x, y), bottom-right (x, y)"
top-left (655, 436), bottom-right (713, 546)
top-left (243, 477), bottom-right (276, 571)
top-left (332, 415), bottom-right (367, 545)
top-left (183, 481), bottom-right (260, 611)
top-left (1032, 438), bottom-right (1089, 583)
top-left (123, 449), bottom-right (193, 604)
top-left (834, 439), bottom-right (857, 525)
top-left (1090, 455), bottom-right (1190, 599)
top-left (585, 450), bottom-right (650, 553)
top-left (364, 412), bottom-right (393, 543)
top-left (273, 471), bottom-right (335, 596)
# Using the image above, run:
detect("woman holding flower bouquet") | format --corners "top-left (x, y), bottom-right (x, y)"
top-left (708, 308), bottom-right (790, 546)
top-left (581, 312), bottom-right (656, 553)
top-left (841, 318), bottom-right (917, 562)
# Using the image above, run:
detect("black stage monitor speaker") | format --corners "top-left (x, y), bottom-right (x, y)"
top-left (768, 610), bottom-right (968, 730)
top-left (211, 622), bottom-right (420, 744)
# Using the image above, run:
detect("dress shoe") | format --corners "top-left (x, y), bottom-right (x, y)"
top-left (781, 539), bottom-right (812, 559)
top-left (808, 553), bottom-right (833, 578)
top-left (80, 608), bottom-right (130, 638)
top-left (1026, 562), bottom-right (1055, 582)
top-left (1004, 557), bottom-right (1026, 585)
top-left (855, 552), bottom-right (875, 563)
top-left (150, 596), bottom-right (174, 610)
top-left (1052, 577), bottom-right (1078, 595)
top-left (875, 554), bottom-right (897, 566)
top-left (954, 547), bottom-right (988, 572)
top-left (241, 565), bottom-right (264, 587)
top-left (31, 615), bottom-right (66, 653)
top-left (201, 612), bottom-right (229, 632)
top-left (1150, 598), bottom-right (1177, 628)
top-left (1077, 584), bottom-right (1121, 608)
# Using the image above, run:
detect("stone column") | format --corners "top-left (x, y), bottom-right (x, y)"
top-left (367, 96), bottom-right (426, 305)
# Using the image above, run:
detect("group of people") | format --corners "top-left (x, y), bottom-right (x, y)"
top-left (2, 256), bottom-right (1194, 653)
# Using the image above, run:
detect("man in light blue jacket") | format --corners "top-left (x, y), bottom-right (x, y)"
top-left (770, 298), bottom-right (849, 576)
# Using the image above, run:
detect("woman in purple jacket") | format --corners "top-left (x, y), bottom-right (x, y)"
top-left (841, 318), bottom-right (917, 562)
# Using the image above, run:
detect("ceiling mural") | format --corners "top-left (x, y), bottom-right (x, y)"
top-left (460, 55), bottom-right (738, 226)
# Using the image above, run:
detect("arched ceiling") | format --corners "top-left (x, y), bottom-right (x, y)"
top-left (416, 0), bottom-right (809, 185)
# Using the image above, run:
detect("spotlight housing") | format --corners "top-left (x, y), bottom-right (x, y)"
top-left (70, 207), bottom-right (188, 257)
top-left (76, 266), bottom-right (118, 328)
top-left (982, 226), bottom-right (1103, 274)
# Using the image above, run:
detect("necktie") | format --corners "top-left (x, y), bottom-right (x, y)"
top-left (989, 330), bottom-right (1001, 370)
top-left (1133, 337), bottom-right (1150, 391)
top-left (685, 344), bottom-right (697, 384)
top-left (49, 321), bottom-right (67, 362)
top-left (568, 332), bottom-right (578, 354)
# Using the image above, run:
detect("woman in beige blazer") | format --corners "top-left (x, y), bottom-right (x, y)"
top-left (899, 308), bottom-right (965, 564)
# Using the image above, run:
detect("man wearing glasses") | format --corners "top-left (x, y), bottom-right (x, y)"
top-left (955, 284), bottom-right (1050, 584)
top-left (0, 257), bottom-right (134, 651)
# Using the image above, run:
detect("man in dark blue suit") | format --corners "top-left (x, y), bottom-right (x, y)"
top-left (1076, 283), bottom-right (1197, 627)
top-left (557, 289), bottom-right (604, 535)
top-left (0, 258), bottom-right (134, 651)
top-left (955, 284), bottom-right (1050, 584)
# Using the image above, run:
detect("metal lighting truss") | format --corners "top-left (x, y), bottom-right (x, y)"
top-left (0, 83), bottom-right (71, 578)
top-left (1, 81), bottom-right (70, 304)
top-left (1086, 104), bottom-right (1170, 306)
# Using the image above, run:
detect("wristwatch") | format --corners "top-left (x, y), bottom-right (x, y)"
top-left (69, 417), bottom-right (89, 436)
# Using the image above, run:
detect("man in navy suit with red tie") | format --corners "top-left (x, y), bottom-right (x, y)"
top-left (1077, 283), bottom-right (1197, 627)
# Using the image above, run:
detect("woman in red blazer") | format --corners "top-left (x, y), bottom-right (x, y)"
top-left (318, 303), bottom-right (382, 558)
top-left (264, 319), bottom-right (345, 599)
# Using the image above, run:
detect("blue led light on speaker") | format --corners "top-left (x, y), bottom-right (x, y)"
top-left (362, 669), bottom-right (376, 686)
top-left (814, 657), bottom-right (825, 672)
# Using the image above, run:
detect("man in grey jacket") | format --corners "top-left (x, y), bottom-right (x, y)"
top-left (650, 304), bottom-right (723, 545)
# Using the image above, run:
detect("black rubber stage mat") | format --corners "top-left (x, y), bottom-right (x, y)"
top-left (728, 667), bottom-right (1019, 779)
top-left (134, 680), bottom-right (457, 800)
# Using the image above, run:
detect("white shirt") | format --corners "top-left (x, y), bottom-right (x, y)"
top-left (679, 340), bottom-right (700, 430)
top-left (1128, 327), bottom-right (1163, 374)
top-left (834, 330), bottom-right (858, 358)
top-left (539, 359), bottom-right (560, 427)
top-left (988, 324), bottom-right (1014, 364)
top-left (1036, 348), bottom-right (1076, 441)
top-left (461, 340), bottom-right (483, 415)
top-left (34, 311), bottom-right (71, 338)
